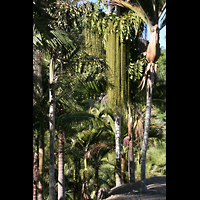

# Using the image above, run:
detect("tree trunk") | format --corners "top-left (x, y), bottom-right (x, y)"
top-left (33, 49), bottom-right (42, 101)
top-left (48, 56), bottom-right (62, 200)
top-left (121, 150), bottom-right (126, 184)
top-left (49, 82), bottom-right (56, 200)
top-left (141, 66), bottom-right (155, 192)
top-left (114, 112), bottom-right (122, 187)
top-left (38, 138), bottom-right (44, 200)
top-left (33, 48), bottom-right (44, 200)
top-left (58, 129), bottom-right (65, 200)
top-left (33, 151), bottom-right (39, 200)
top-left (95, 155), bottom-right (99, 197)
top-left (128, 113), bottom-right (135, 183)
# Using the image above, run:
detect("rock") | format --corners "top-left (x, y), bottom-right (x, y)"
top-left (97, 187), bottom-right (108, 200)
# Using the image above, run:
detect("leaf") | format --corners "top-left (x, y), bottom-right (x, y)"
top-left (57, 113), bottom-right (95, 128)
top-left (112, 0), bottom-right (152, 28)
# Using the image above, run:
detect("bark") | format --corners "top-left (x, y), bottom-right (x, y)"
top-left (49, 57), bottom-right (63, 200)
top-left (82, 171), bottom-right (90, 200)
top-left (114, 112), bottom-right (122, 187)
top-left (33, 151), bottom-right (38, 200)
top-left (141, 66), bottom-right (155, 192)
top-left (38, 139), bottom-right (44, 200)
top-left (33, 48), bottom-right (44, 200)
top-left (95, 156), bottom-right (99, 197)
top-left (121, 150), bottom-right (126, 184)
top-left (58, 129), bottom-right (65, 200)
top-left (33, 49), bottom-right (42, 200)
top-left (49, 83), bottom-right (56, 200)
top-left (33, 49), bottom-right (42, 102)
top-left (128, 113), bottom-right (135, 183)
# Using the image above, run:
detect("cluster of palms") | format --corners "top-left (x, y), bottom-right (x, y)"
top-left (33, 0), bottom-right (166, 199)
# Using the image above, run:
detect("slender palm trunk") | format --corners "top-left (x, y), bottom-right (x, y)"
top-left (48, 56), bottom-right (62, 200)
top-left (49, 82), bottom-right (56, 200)
top-left (38, 138), bottom-right (44, 200)
top-left (128, 113), bottom-right (135, 183)
top-left (114, 112), bottom-right (122, 187)
top-left (94, 155), bottom-right (99, 197)
top-left (141, 66), bottom-right (155, 192)
top-left (58, 129), bottom-right (65, 200)
top-left (121, 150), bottom-right (126, 184)
top-left (33, 151), bottom-right (38, 200)
top-left (33, 49), bottom-right (42, 200)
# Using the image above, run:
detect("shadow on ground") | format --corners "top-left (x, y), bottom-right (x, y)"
top-left (106, 176), bottom-right (166, 200)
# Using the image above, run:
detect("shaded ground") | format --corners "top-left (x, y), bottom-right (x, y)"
top-left (105, 176), bottom-right (166, 200)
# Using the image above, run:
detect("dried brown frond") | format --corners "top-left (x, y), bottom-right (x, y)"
top-left (85, 143), bottom-right (115, 158)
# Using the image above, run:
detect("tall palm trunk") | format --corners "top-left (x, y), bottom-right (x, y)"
top-left (121, 150), bottom-right (126, 184)
top-left (58, 129), bottom-right (65, 200)
top-left (94, 155), bottom-right (99, 197)
top-left (141, 65), bottom-right (155, 192)
top-left (33, 151), bottom-right (38, 200)
top-left (33, 48), bottom-right (43, 200)
top-left (49, 82), bottom-right (56, 200)
top-left (128, 111), bottom-right (135, 183)
top-left (38, 138), bottom-right (44, 200)
top-left (49, 57), bottom-right (62, 200)
top-left (114, 112), bottom-right (122, 187)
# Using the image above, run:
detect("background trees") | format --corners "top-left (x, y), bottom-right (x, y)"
top-left (33, 1), bottom-right (166, 199)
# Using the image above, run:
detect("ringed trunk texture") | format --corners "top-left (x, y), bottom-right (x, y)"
top-left (33, 151), bottom-right (38, 200)
top-left (114, 112), bottom-right (122, 187)
top-left (141, 68), bottom-right (155, 192)
top-left (49, 83), bottom-right (56, 200)
top-left (128, 114), bottom-right (135, 183)
top-left (38, 139), bottom-right (44, 200)
top-left (58, 129), bottom-right (65, 200)
top-left (121, 151), bottom-right (126, 184)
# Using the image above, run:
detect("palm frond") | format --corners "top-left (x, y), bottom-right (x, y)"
top-left (57, 112), bottom-right (95, 128)
top-left (159, 13), bottom-right (166, 31)
top-left (33, 27), bottom-right (43, 47)
top-left (158, 2), bottom-right (166, 19)
top-left (111, 0), bottom-right (152, 28)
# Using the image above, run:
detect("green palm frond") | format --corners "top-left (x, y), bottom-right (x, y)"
top-left (111, 0), bottom-right (166, 29)
top-left (49, 28), bottom-right (75, 50)
top-left (111, 0), bottom-right (152, 28)
top-left (33, 25), bottom-right (43, 47)
top-left (57, 112), bottom-right (95, 128)
top-left (135, 0), bottom-right (166, 25)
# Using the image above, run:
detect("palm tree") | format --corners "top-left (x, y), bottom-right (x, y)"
top-left (127, 104), bottom-right (135, 183)
top-left (33, 151), bottom-right (39, 200)
top-left (33, 1), bottom-right (76, 198)
top-left (110, 0), bottom-right (166, 192)
top-left (58, 129), bottom-right (65, 200)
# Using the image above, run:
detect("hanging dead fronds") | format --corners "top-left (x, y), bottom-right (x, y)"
top-left (85, 143), bottom-right (115, 158)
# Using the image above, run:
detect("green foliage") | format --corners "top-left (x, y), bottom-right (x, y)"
top-left (82, 2), bottom-right (143, 42)
top-left (129, 57), bottom-right (148, 81)
top-left (105, 11), bottom-right (143, 42)
top-left (33, 1), bottom-right (166, 199)
top-left (134, 136), bottom-right (166, 181)
top-left (145, 138), bottom-right (166, 176)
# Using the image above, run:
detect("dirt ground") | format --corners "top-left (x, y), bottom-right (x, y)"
top-left (105, 176), bottom-right (166, 200)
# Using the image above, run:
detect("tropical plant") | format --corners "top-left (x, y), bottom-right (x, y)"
top-left (109, 0), bottom-right (166, 191)
top-left (33, 1), bottom-right (166, 199)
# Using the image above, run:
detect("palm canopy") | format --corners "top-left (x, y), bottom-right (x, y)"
top-left (111, 0), bottom-right (166, 30)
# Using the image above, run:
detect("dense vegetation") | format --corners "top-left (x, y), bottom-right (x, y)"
top-left (33, 0), bottom-right (166, 200)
